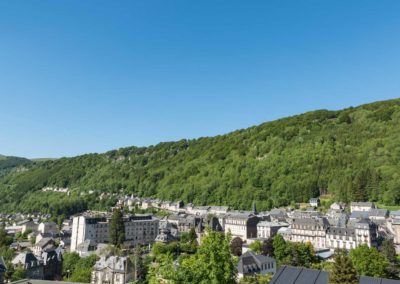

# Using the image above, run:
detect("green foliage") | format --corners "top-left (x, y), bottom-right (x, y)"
top-left (272, 235), bottom-right (290, 265)
top-left (2, 99), bottom-right (400, 212)
top-left (11, 267), bottom-right (26, 282)
top-left (0, 226), bottom-right (13, 247)
top-left (179, 230), bottom-right (236, 284)
top-left (381, 239), bottom-right (397, 264)
top-left (329, 249), bottom-right (358, 284)
top-left (0, 155), bottom-right (31, 175)
top-left (238, 274), bottom-right (272, 284)
top-left (63, 252), bottom-right (98, 283)
top-left (180, 228), bottom-right (197, 244)
top-left (272, 235), bottom-right (318, 267)
top-left (249, 240), bottom-right (262, 254)
top-left (109, 209), bottom-right (125, 247)
top-left (150, 230), bottom-right (236, 283)
top-left (63, 252), bottom-right (81, 276)
top-left (349, 244), bottom-right (389, 278)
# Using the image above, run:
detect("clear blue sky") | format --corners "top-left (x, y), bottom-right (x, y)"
top-left (1, 1), bottom-right (399, 158)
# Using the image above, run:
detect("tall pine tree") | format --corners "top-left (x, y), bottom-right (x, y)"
top-left (109, 209), bottom-right (125, 248)
top-left (330, 249), bottom-right (358, 284)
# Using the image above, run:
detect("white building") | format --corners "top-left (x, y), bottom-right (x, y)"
top-left (309, 198), bottom-right (320, 207)
top-left (257, 221), bottom-right (289, 239)
top-left (71, 211), bottom-right (159, 252)
top-left (350, 202), bottom-right (375, 213)
top-left (291, 218), bottom-right (330, 249)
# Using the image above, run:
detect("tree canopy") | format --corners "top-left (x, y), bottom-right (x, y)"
top-left (2, 99), bottom-right (400, 212)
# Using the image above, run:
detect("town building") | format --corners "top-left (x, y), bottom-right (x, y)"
top-left (309, 198), bottom-right (320, 207)
top-left (71, 211), bottom-right (159, 252)
top-left (20, 220), bottom-right (38, 234)
top-left (392, 219), bottom-right (400, 244)
top-left (269, 209), bottom-right (287, 222)
top-left (237, 251), bottom-right (276, 279)
top-left (41, 249), bottom-right (63, 280)
top-left (224, 213), bottom-right (260, 240)
top-left (91, 256), bottom-right (133, 284)
top-left (291, 218), bottom-right (330, 249)
top-left (353, 219), bottom-right (377, 247)
top-left (167, 214), bottom-right (198, 233)
top-left (257, 221), bottom-right (289, 239)
top-left (12, 252), bottom-right (43, 280)
top-left (368, 209), bottom-right (389, 222)
top-left (154, 228), bottom-right (177, 243)
top-left (330, 202), bottom-right (345, 211)
top-left (350, 202), bottom-right (375, 212)
top-left (32, 238), bottom-right (56, 256)
top-left (38, 222), bottom-right (59, 236)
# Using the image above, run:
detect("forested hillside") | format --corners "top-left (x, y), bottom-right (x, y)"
top-left (0, 155), bottom-right (31, 175)
top-left (1, 99), bottom-right (400, 214)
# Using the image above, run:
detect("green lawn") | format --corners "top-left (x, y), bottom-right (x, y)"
top-left (376, 203), bottom-right (400, 211)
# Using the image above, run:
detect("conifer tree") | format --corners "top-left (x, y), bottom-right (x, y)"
top-left (109, 209), bottom-right (125, 247)
top-left (330, 249), bottom-right (358, 284)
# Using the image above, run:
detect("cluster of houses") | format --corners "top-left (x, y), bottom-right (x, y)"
top-left (2, 196), bottom-right (400, 283)
top-left (118, 196), bottom-right (400, 251)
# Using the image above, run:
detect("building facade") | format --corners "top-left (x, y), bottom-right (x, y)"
top-left (71, 211), bottom-right (159, 252)
top-left (350, 202), bottom-right (375, 213)
top-left (257, 221), bottom-right (289, 239)
top-left (291, 218), bottom-right (330, 249)
top-left (224, 214), bottom-right (260, 240)
top-left (237, 251), bottom-right (276, 278)
top-left (91, 256), bottom-right (133, 284)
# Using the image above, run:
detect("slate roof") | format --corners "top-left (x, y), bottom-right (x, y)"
top-left (12, 252), bottom-right (39, 267)
top-left (270, 265), bottom-right (400, 284)
top-left (237, 251), bottom-right (275, 275)
top-left (292, 217), bottom-right (330, 228)
top-left (350, 211), bottom-right (370, 219)
top-left (76, 239), bottom-right (97, 252)
top-left (368, 209), bottom-right (388, 218)
top-left (351, 202), bottom-right (375, 207)
top-left (93, 256), bottom-right (129, 273)
top-left (257, 221), bottom-right (289, 228)
top-left (270, 265), bottom-right (328, 284)
top-left (359, 276), bottom-right (400, 284)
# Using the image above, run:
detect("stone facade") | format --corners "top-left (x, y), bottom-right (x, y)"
top-left (91, 256), bottom-right (133, 284)
top-left (224, 214), bottom-right (260, 240)
top-left (71, 211), bottom-right (159, 252)
top-left (291, 218), bottom-right (330, 249)
top-left (257, 221), bottom-right (289, 239)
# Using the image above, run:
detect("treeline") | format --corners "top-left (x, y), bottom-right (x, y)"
top-left (1, 99), bottom-right (400, 213)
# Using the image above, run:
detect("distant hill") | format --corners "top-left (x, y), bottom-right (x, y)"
top-left (1, 98), bottom-right (400, 214)
top-left (0, 155), bottom-right (31, 173)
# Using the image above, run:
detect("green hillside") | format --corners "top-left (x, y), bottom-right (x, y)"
top-left (1, 98), bottom-right (400, 214)
top-left (0, 155), bottom-right (31, 174)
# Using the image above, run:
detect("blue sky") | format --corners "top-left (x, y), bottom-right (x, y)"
top-left (1, 1), bottom-right (399, 158)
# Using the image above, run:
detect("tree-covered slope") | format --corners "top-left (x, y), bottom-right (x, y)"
top-left (0, 155), bottom-right (31, 175)
top-left (1, 98), bottom-right (400, 213)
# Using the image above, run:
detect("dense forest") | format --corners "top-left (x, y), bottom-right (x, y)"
top-left (0, 155), bottom-right (31, 175)
top-left (1, 98), bottom-right (400, 214)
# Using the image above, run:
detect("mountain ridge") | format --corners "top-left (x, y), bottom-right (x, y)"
top-left (1, 98), bottom-right (400, 214)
